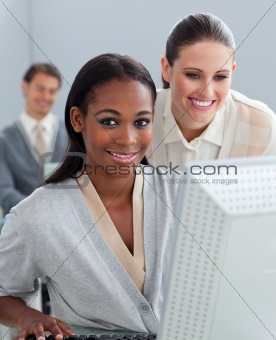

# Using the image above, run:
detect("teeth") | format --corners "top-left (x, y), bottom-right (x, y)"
top-left (110, 152), bottom-right (134, 158)
top-left (192, 99), bottom-right (212, 107)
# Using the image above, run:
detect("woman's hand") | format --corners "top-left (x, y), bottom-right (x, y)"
top-left (15, 308), bottom-right (74, 340)
top-left (0, 296), bottom-right (74, 340)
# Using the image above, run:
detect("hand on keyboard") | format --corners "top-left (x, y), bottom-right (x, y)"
top-left (26, 334), bottom-right (157, 340)
top-left (14, 309), bottom-right (74, 340)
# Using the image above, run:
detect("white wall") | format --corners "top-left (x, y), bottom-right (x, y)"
top-left (1, 0), bottom-right (276, 127)
top-left (0, 0), bottom-right (31, 127)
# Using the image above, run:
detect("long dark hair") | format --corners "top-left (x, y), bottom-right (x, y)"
top-left (45, 53), bottom-right (156, 184)
top-left (163, 13), bottom-right (236, 88)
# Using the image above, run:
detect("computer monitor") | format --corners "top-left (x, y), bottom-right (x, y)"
top-left (158, 156), bottom-right (276, 340)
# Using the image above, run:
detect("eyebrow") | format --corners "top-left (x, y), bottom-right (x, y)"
top-left (216, 69), bottom-right (231, 74)
top-left (182, 67), bottom-right (231, 73)
top-left (93, 109), bottom-right (153, 117)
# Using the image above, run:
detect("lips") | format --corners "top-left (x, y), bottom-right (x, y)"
top-left (37, 100), bottom-right (49, 108)
top-left (109, 151), bottom-right (137, 158)
top-left (189, 97), bottom-right (215, 110)
top-left (191, 99), bottom-right (212, 107)
top-left (106, 150), bottom-right (139, 164)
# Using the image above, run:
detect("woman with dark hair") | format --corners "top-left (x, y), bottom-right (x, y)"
top-left (148, 13), bottom-right (276, 168)
top-left (0, 54), bottom-right (179, 337)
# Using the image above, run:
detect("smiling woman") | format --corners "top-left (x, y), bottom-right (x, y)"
top-left (70, 80), bottom-right (153, 175)
top-left (147, 13), bottom-right (276, 169)
top-left (0, 53), bottom-right (181, 338)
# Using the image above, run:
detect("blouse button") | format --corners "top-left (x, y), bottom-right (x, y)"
top-left (139, 303), bottom-right (149, 313)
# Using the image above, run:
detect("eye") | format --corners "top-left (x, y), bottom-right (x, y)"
top-left (186, 73), bottom-right (200, 80)
top-left (214, 75), bottom-right (228, 81)
top-left (49, 89), bottom-right (58, 95)
top-left (35, 86), bottom-right (45, 92)
top-left (134, 119), bottom-right (151, 128)
top-left (99, 118), bottom-right (118, 127)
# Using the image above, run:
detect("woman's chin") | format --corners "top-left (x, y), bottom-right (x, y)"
top-left (185, 111), bottom-right (216, 127)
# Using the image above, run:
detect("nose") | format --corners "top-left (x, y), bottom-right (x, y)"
top-left (114, 125), bottom-right (136, 147)
top-left (41, 89), bottom-right (53, 102)
top-left (200, 80), bottom-right (214, 98)
top-left (39, 90), bottom-right (49, 101)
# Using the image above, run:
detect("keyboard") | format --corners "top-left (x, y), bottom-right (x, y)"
top-left (26, 334), bottom-right (157, 340)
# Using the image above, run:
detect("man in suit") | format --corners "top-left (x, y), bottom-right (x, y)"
top-left (0, 62), bottom-right (68, 216)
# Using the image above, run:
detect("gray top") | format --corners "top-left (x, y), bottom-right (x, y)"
top-left (0, 172), bottom-right (181, 333)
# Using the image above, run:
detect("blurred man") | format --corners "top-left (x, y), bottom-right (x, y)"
top-left (0, 62), bottom-right (68, 216)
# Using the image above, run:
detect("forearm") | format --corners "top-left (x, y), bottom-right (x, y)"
top-left (0, 296), bottom-right (74, 338)
top-left (0, 296), bottom-right (40, 329)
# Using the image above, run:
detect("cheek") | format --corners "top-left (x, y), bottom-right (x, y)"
top-left (140, 128), bottom-right (153, 147)
top-left (83, 127), bottom-right (110, 149)
top-left (49, 94), bottom-right (57, 102)
top-left (31, 91), bottom-right (39, 99)
top-left (217, 82), bottom-right (231, 99)
top-left (173, 77), bottom-right (193, 96)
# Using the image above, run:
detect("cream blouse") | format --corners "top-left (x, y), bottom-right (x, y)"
top-left (77, 172), bottom-right (146, 292)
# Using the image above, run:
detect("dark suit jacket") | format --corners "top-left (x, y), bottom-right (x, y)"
top-left (0, 118), bottom-right (68, 215)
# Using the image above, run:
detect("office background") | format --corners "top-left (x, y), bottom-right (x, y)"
top-left (0, 0), bottom-right (275, 128)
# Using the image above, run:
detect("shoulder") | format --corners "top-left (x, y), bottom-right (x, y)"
top-left (154, 89), bottom-right (172, 123)
top-left (4, 178), bottom-right (80, 238)
top-left (57, 118), bottom-right (66, 131)
top-left (55, 118), bottom-right (68, 140)
top-left (52, 118), bottom-right (68, 155)
top-left (0, 123), bottom-right (21, 149)
top-left (142, 165), bottom-right (184, 208)
top-left (230, 89), bottom-right (275, 119)
top-left (1, 122), bottom-right (20, 138)
top-left (11, 178), bottom-right (77, 219)
top-left (156, 88), bottom-right (170, 104)
top-left (228, 90), bottom-right (276, 135)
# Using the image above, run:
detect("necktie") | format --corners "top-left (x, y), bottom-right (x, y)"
top-left (35, 122), bottom-right (47, 156)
